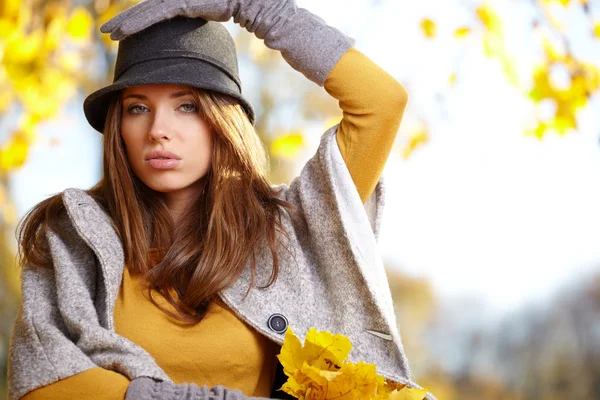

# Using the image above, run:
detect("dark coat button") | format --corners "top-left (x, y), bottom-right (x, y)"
top-left (267, 313), bottom-right (288, 334)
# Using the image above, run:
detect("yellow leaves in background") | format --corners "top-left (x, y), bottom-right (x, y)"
top-left (402, 129), bottom-right (429, 160)
top-left (0, 133), bottom-right (29, 174)
top-left (527, 32), bottom-right (600, 137)
top-left (541, 0), bottom-right (570, 7)
top-left (0, 1), bottom-right (102, 176)
top-left (475, 3), bottom-right (521, 88)
top-left (454, 27), bottom-right (471, 39)
top-left (420, 19), bottom-right (436, 38)
top-left (277, 328), bottom-right (428, 400)
top-left (476, 4), bottom-right (502, 32)
top-left (594, 22), bottom-right (600, 38)
top-left (66, 7), bottom-right (94, 41)
top-left (270, 132), bottom-right (305, 159)
top-left (4, 28), bottom-right (44, 64)
top-left (0, 0), bottom-right (21, 19)
top-left (448, 73), bottom-right (456, 86)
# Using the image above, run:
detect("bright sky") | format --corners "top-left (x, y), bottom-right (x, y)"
top-left (8, 0), bottom-right (600, 319)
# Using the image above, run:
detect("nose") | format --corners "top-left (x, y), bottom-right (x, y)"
top-left (147, 110), bottom-right (172, 143)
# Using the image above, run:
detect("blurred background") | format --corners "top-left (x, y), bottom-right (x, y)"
top-left (1, 0), bottom-right (600, 398)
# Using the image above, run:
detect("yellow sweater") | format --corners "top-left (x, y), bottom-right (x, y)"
top-left (20, 47), bottom-right (407, 399)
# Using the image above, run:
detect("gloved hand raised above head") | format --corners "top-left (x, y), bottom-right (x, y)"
top-left (100, 0), bottom-right (355, 86)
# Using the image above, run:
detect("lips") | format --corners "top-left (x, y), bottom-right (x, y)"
top-left (145, 150), bottom-right (181, 170)
top-left (145, 150), bottom-right (182, 161)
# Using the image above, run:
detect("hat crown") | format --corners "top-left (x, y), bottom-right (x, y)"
top-left (114, 17), bottom-right (240, 87)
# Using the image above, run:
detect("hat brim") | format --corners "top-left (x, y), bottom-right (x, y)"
top-left (83, 57), bottom-right (255, 134)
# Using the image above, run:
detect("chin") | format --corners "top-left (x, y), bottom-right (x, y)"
top-left (143, 180), bottom-right (190, 193)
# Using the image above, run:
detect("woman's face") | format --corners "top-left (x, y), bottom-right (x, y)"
top-left (120, 84), bottom-right (213, 201)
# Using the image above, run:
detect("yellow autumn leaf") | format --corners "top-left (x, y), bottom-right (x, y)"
top-left (278, 329), bottom-right (431, 399)
top-left (402, 130), bottom-right (429, 160)
top-left (0, 17), bottom-right (15, 39)
top-left (270, 132), bottom-right (304, 159)
top-left (281, 361), bottom-right (331, 399)
top-left (0, 133), bottom-right (29, 173)
top-left (376, 378), bottom-right (407, 399)
top-left (303, 327), bottom-right (352, 371)
top-left (448, 73), bottom-right (456, 86)
top-left (0, 0), bottom-right (20, 19)
top-left (389, 387), bottom-right (429, 400)
top-left (476, 4), bottom-right (501, 32)
top-left (278, 327), bottom-right (305, 377)
top-left (454, 27), bottom-right (471, 38)
top-left (594, 23), bottom-right (600, 38)
top-left (280, 371), bottom-right (309, 398)
top-left (550, 113), bottom-right (577, 135)
top-left (5, 28), bottom-right (43, 63)
top-left (67, 7), bottom-right (93, 41)
top-left (542, 37), bottom-right (563, 61)
top-left (420, 18), bottom-right (436, 38)
top-left (529, 65), bottom-right (553, 101)
top-left (323, 361), bottom-right (380, 399)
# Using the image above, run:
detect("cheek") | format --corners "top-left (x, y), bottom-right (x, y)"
top-left (188, 124), bottom-right (214, 159)
top-left (120, 132), bottom-right (143, 170)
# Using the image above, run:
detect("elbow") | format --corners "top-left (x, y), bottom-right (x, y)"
top-left (389, 80), bottom-right (408, 111)
top-left (377, 79), bottom-right (408, 118)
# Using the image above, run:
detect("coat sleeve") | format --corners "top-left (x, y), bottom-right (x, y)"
top-left (8, 261), bottom-right (99, 400)
top-left (281, 123), bottom-right (389, 306)
top-left (8, 210), bottom-right (169, 400)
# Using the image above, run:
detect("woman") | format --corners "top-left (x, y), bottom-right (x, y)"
top-left (8, 0), bottom-right (435, 399)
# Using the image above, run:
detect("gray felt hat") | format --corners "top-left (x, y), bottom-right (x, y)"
top-left (83, 16), bottom-right (255, 134)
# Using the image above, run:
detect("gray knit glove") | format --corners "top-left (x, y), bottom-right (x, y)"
top-left (99, 0), bottom-right (355, 86)
top-left (125, 377), bottom-right (271, 400)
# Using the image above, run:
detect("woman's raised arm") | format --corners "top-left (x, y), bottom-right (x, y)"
top-left (100, 0), bottom-right (407, 203)
top-left (324, 47), bottom-right (408, 203)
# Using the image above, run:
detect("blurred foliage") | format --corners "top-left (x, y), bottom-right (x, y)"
top-left (412, 0), bottom-right (600, 155)
top-left (1, 0), bottom-right (600, 398)
top-left (386, 266), bottom-right (600, 399)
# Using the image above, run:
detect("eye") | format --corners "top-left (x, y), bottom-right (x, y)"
top-left (179, 102), bottom-right (198, 113)
top-left (126, 104), bottom-right (148, 114)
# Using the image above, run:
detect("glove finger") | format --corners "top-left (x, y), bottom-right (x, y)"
top-left (100, 0), bottom-right (162, 33)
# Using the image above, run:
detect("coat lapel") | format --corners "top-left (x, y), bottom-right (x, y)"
top-left (62, 188), bottom-right (125, 331)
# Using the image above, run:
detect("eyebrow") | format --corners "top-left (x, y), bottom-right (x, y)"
top-left (122, 90), bottom-right (193, 101)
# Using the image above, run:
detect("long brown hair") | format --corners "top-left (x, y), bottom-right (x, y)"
top-left (17, 87), bottom-right (298, 324)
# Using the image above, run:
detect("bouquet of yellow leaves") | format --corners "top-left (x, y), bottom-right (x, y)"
top-left (276, 328), bottom-right (429, 400)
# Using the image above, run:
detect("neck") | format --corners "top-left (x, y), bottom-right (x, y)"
top-left (163, 180), bottom-right (204, 224)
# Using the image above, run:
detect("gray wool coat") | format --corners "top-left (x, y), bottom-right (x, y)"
top-left (7, 126), bottom-right (436, 400)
